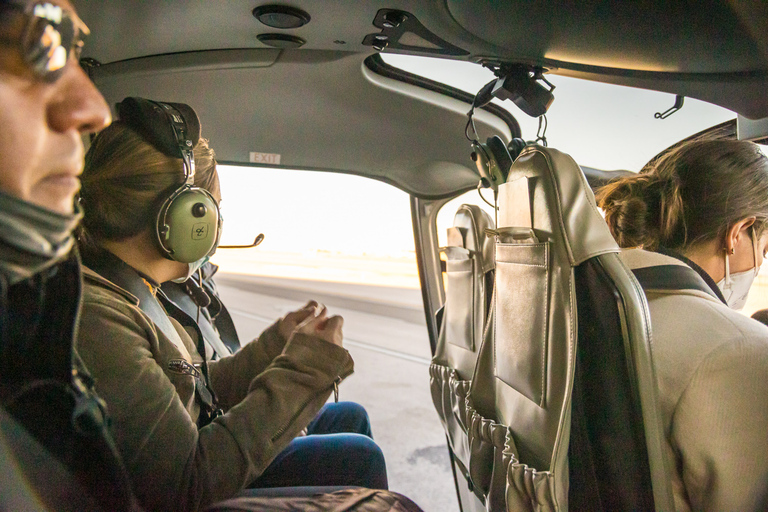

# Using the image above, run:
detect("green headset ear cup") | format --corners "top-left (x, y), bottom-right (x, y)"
top-left (508, 138), bottom-right (527, 161)
top-left (157, 188), bottom-right (220, 263)
top-left (472, 137), bottom-right (510, 191)
top-left (485, 136), bottom-right (513, 182)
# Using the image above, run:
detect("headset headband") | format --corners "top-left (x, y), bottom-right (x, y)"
top-left (115, 97), bottom-right (220, 264)
top-left (116, 97), bottom-right (201, 185)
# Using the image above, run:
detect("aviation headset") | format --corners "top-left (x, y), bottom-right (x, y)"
top-left (470, 135), bottom-right (527, 192)
top-left (116, 97), bottom-right (222, 264)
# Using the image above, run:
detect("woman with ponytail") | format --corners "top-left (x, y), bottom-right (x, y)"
top-left (597, 139), bottom-right (768, 511)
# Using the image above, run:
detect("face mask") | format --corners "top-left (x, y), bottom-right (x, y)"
top-left (172, 255), bottom-right (210, 283)
top-left (717, 228), bottom-right (761, 310)
top-left (0, 190), bottom-right (81, 285)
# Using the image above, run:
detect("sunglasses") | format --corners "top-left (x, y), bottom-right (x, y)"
top-left (0, 1), bottom-right (89, 82)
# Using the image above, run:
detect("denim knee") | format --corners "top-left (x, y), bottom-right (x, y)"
top-left (309, 401), bottom-right (373, 438)
top-left (347, 435), bottom-right (388, 489)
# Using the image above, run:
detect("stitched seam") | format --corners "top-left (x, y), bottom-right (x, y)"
top-left (496, 261), bottom-right (547, 268)
top-left (493, 249), bottom-right (498, 382)
top-left (483, 285), bottom-right (496, 341)
top-left (497, 242), bottom-right (548, 248)
top-left (471, 256), bottom-right (477, 352)
top-left (539, 243), bottom-right (549, 406)
top-left (549, 262), bottom-right (575, 507)
top-left (538, 149), bottom-right (572, 264)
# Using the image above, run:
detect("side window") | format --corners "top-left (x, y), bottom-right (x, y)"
top-left (210, 165), bottom-right (458, 510)
top-left (213, 165), bottom-right (418, 288)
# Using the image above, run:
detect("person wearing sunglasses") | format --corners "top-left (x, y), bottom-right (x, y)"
top-left (0, 5), bottom-right (404, 511)
top-left (0, 1), bottom-right (142, 510)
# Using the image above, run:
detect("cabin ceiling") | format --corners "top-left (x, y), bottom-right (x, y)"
top-left (74, 1), bottom-right (768, 197)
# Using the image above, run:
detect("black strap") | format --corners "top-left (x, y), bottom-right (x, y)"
top-left (155, 287), bottom-right (223, 424)
top-left (199, 262), bottom-right (242, 353)
top-left (159, 280), bottom-right (232, 359)
top-left (631, 264), bottom-right (721, 301)
top-left (161, 263), bottom-right (241, 356)
top-left (204, 289), bottom-right (241, 354)
top-left (655, 247), bottom-right (728, 304)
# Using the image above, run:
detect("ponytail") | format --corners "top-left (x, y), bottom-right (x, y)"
top-left (597, 140), bottom-right (768, 251)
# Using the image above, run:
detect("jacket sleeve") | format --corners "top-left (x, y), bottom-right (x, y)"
top-left (671, 337), bottom-right (768, 512)
top-left (77, 293), bottom-right (354, 512)
top-left (206, 322), bottom-right (288, 410)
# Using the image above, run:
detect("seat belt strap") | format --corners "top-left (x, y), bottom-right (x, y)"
top-left (160, 281), bottom-right (232, 358)
top-left (631, 264), bottom-right (720, 300)
top-left (84, 248), bottom-right (222, 425)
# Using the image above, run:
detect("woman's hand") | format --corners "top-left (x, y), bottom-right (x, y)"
top-left (296, 306), bottom-right (344, 347)
top-left (278, 301), bottom-right (319, 340)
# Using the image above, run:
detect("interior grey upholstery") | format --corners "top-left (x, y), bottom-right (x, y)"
top-left (430, 204), bottom-right (494, 482)
top-left (458, 146), bottom-right (674, 510)
top-left (87, 50), bottom-right (511, 199)
top-left (75, 1), bottom-right (768, 120)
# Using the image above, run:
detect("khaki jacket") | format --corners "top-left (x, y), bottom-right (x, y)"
top-left (77, 267), bottom-right (354, 512)
top-left (621, 249), bottom-right (768, 511)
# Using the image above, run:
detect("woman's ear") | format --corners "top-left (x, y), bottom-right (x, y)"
top-left (725, 216), bottom-right (757, 253)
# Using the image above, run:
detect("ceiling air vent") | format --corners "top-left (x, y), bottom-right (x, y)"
top-left (252, 5), bottom-right (311, 29)
top-left (257, 33), bottom-right (306, 48)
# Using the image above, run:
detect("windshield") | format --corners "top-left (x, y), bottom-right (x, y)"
top-left (382, 54), bottom-right (736, 172)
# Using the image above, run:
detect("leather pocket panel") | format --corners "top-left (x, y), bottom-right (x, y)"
top-left (494, 242), bottom-right (549, 406)
top-left (445, 258), bottom-right (475, 351)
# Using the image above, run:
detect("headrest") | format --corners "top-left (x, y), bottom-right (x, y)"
top-left (500, 145), bottom-right (619, 266)
top-left (453, 204), bottom-right (495, 273)
top-left (116, 97), bottom-right (201, 158)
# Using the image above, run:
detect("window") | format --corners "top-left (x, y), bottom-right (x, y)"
top-left (213, 165), bottom-right (418, 288)
top-left (211, 166), bottom-right (457, 510)
top-left (382, 54), bottom-right (735, 172)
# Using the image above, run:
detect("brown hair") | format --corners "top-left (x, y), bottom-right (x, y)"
top-left (79, 121), bottom-right (219, 246)
top-left (597, 139), bottom-right (768, 251)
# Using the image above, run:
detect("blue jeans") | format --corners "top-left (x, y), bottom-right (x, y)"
top-left (249, 402), bottom-right (388, 489)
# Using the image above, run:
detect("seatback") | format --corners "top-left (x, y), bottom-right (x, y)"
top-left (429, 204), bottom-right (494, 482)
top-left (463, 145), bottom-right (674, 511)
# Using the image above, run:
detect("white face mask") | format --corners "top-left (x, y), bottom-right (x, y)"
top-left (172, 255), bottom-right (210, 283)
top-left (717, 228), bottom-right (761, 310)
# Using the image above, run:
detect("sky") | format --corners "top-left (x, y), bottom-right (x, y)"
top-left (212, 55), bottom-right (743, 286)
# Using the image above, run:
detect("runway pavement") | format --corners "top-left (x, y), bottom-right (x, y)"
top-left (214, 273), bottom-right (460, 512)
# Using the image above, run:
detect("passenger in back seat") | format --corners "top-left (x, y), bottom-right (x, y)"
top-left (0, 1), bottom-right (140, 509)
top-left (598, 139), bottom-right (768, 511)
top-left (159, 260), bottom-right (382, 490)
top-left (76, 113), bottom-right (388, 512)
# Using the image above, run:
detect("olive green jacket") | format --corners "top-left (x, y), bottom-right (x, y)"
top-left (77, 267), bottom-right (354, 512)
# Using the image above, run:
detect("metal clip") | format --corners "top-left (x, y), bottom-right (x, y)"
top-left (333, 376), bottom-right (342, 403)
top-left (655, 95), bottom-right (684, 119)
